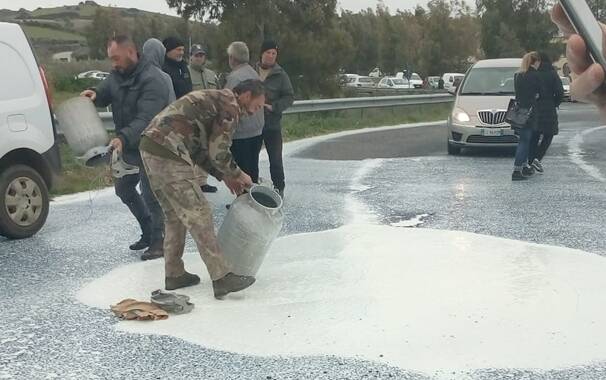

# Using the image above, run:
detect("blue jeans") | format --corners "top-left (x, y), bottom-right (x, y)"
top-left (513, 127), bottom-right (534, 170)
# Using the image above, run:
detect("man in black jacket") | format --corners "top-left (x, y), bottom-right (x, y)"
top-left (162, 37), bottom-right (192, 99)
top-left (255, 40), bottom-right (294, 198)
top-left (80, 35), bottom-right (169, 260)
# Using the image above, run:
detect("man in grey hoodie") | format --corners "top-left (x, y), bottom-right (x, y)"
top-left (143, 38), bottom-right (176, 103)
top-left (224, 41), bottom-right (265, 183)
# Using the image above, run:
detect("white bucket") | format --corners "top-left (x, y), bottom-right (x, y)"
top-left (55, 97), bottom-right (110, 166)
top-left (217, 185), bottom-right (284, 276)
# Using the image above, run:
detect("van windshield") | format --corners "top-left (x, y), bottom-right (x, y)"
top-left (460, 67), bottom-right (517, 96)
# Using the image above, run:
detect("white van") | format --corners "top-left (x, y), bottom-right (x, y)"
top-left (442, 73), bottom-right (465, 92)
top-left (0, 22), bottom-right (61, 238)
top-left (447, 59), bottom-right (522, 155)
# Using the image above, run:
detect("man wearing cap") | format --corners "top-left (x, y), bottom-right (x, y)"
top-left (162, 36), bottom-right (192, 99)
top-left (189, 44), bottom-right (218, 91)
top-left (255, 39), bottom-right (294, 198)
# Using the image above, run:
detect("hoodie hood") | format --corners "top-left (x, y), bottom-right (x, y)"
top-left (143, 38), bottom-right (166, 69)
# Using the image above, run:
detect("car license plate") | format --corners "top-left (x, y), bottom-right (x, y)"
top-left (481, 128), bottom-right (503, 136)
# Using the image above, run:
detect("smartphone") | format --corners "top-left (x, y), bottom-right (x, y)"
top-left (560, 0), bottom-right (606, 70)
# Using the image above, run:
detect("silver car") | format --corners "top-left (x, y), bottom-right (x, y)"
top-left (447, 58), bottom-right (522, 155)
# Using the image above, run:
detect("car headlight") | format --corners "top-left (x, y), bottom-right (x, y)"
top-left (453, 108), bottom-right (471, 123)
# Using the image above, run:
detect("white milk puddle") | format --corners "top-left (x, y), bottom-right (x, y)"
top-left (78, 224), bottom-right (606, 376)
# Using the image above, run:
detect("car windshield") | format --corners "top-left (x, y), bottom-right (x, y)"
top-left (359, 77), bottom-right (373, 83)
top-left (347, 77), bottom-right (357, 83)
top-left (411, 74), bottom-right (421, 80)
top-left (460, 67), bottom-right (516, 95)
top-left (392, 79), bottom-right (407, 85)
top-left (561, 77), bottom-right (570, 85)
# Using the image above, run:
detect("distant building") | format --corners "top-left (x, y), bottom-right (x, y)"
top-left (52, 51), bottom-right (73, 62)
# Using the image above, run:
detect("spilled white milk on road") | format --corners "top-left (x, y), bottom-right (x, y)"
top-left (77, 154), bottom-right (606, 377)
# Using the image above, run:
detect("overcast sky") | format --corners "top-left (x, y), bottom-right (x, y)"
top-left (5, 0), bottom-right (456, 16)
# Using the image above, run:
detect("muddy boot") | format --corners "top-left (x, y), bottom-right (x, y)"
top-left (141, 240), bottom-right (164, 261)
top-left (129, 235), bottom-right (150, 251)
top-left (165, 272), bottom-right (201, 291)
top-left (213, 273), bottom-right (256, 299)
top-left (201, 184), bottom-right (218, 193)
top-left (130, 217), bottom-right (152, 250)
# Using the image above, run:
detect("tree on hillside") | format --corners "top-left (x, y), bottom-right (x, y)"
top-left (86, 7), bottom-right (128, 59)
top-left (476, 0), bottom-right (560, 59)
top-left (339, 10), bottom-right (380, 75)
top-left (166, 0), bottom-right (353, 97)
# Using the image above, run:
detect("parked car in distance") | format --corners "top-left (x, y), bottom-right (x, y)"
top-left (377, 77), bottom-right (411, 89)
top-left (75, 70), bottom-right (98, 79)
top-left (345, 76), bottom-right (375, 88)
top-left (442, 73), bottom-right (466, 93)
top-left (90, 71), bottom-right (109, 80)
top-left (0, 22), bottom-right (61, 238)
top-left (75, 70), bottom-right (109, 81)
top-left (408, 73), bottom-right (423, 88)
top-left (395, 72), bottom-right (423, 88)
top-left (427, 76), bottom-right (440, 89)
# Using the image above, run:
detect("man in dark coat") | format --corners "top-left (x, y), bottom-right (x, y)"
top-left (162, 37), bottom-right (193, 99)
top-left (529, 53), bottom-right (565, 173)
top-left (255, 39), bottom-right (294, 198)
top-left (80, 35), bottom-right (169, 260)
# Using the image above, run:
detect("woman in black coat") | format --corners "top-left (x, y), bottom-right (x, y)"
top-left (512, 51), bottom-right (542, 181)
top-left (528, 52), bottom-right (565, 173)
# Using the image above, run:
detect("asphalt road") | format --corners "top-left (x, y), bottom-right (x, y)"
top-left (2, 102), bottom-right (606, 380)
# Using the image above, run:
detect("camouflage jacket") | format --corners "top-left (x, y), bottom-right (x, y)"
top-left (141, 89), bottom-right (243, 180)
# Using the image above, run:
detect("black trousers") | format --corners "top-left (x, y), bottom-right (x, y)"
top-left (114, 167), bottom-right (164, 245)
top-left (529, 132), bottom-right (554, 162)
top-left (262, 128), bottom-right (285, 190)
top-left (231, 135), bottom-right (264, 183)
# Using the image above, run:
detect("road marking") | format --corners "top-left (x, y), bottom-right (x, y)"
top-left (346, 159), bottom-right (384, 225)
top-left (568, 125), bottom-right (606, 182)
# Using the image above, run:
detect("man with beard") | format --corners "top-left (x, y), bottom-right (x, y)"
top-left (80, 35), bottom-right (169, 260)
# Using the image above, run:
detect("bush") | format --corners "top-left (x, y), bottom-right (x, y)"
top-left (52, 76), bottom-right (99, 92)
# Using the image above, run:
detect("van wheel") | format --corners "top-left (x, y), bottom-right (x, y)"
top-left (0, 165), bottom-right (49, 239)
top-left (447, 143), bottom-right (461, 155)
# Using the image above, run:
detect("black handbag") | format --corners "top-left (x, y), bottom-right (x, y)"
top-left (505, 98), bottom-right (533, 129)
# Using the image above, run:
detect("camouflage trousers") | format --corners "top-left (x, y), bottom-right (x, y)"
top-left (140, 151), bottom-right (230, 280)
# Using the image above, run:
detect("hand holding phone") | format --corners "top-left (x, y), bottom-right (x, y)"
top-left (552, 1), bottom-right (606, 113)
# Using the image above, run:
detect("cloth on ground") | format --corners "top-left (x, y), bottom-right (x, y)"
top-left (150, 289), bottom-right (195, 314)
top-left (110, 299), bottom-right (169, 320)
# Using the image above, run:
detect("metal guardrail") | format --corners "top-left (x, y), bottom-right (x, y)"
top-left (97, 93), bottom-right (453, 130)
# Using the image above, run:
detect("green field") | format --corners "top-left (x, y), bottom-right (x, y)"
top-left (31, 4), bottom-right (97, 18)
top-left (22, 25), bottom-right (85, 42)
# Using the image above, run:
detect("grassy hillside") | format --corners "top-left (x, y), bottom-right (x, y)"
top-left (22, 24), bottom-right (85, 42)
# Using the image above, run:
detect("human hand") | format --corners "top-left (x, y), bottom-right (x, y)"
top-left (224, 172), bottom-right (252, 195)
top-left (552, 3), bottom-right (606, 112)
top-left (80, 89), bottom-right (97, 101)
top-left (109, 137), bottom-right (123, 154)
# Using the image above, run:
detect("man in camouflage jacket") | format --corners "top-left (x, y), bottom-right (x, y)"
top-left (139, 79), bottom-right (265, 298)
